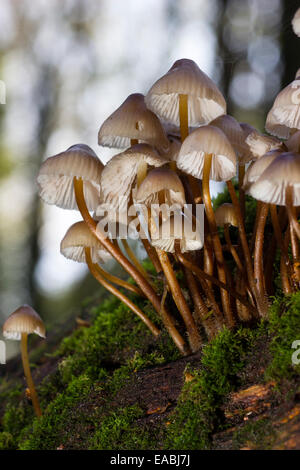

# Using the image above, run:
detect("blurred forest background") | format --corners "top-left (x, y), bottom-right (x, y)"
top-left (0, 0), bottom-right (299, 358)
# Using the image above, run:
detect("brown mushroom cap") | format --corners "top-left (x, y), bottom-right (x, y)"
top-left (99, 144), bottom-right (169, 211)
top-left (214, 203), bottom-right (238, 227)
top-left (3, 305), bottom-right (46, 341)
top-left (37, 144), bottom-right (103, 210)
top-left (265, 76), bottom-right (300, 139)
top-left (151, 212), bottom-right (203, 253)
top-left (210, 114), bottom-right (249, 160)
top-left (243, 149), bottom-right (283, 193)
top-left (145, 58), bottom-right (226, 128)
top-left (60, 221), bottom-right (112, 264)
top-left (176, 125), bottom-right (237, 181)
top-left (135, 168), bottom-right (185, 207)
top-left (292, 7), bottom-right (300, 37)
top-left (245, 131), bottom-right (283, 159)
top-left (98, 93), bottom-right (170, 153)
top-left (249, 151), bottom-right (300, 205)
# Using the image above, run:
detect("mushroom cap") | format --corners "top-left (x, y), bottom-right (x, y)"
top-left (162, 136), bottom-right (181, 161)
top-left (214, 203), bottom-right (238, 227)
top-left (3, 305), bottom-right (46, 341)
top-left (243, 149), bottom-right (283, 193)
top-left (176, 125), bottom-right (237, 181)
top-left (248, 151), bottom-right (300, 205)
top-left (37, 144), bottom-right (103, 210)
top-left (151, 212), bottom-right (203, 253)
top-left (99, 144), bottom-right (169, 211)
top-left (210, 114), bottom-right (249, 161)
top-left (135, 168), bottom-right (185, 207)
top-left (245, 131), bottom-right (283, 159)
top-left (60, 221), bottom-right (112, 264)
top-left (98, 93), bottom-right (170, 153)
top-left (292, 7), bottom-right (300, 37)
top-left (145, 58), bottom-right (226, 128)
top-left (265, 76), bottom-right (300, 139)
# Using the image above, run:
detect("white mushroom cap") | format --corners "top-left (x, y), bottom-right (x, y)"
top-left (3, 305), bottom-right (46, 341)
top-left (243, 149), bottom-right (283, 193)
top-left (145, 58), bottom-right (226, 129)
top-left (135, 168), bottom-right (185, 207)
top-left (245, 131), bottom-right (283, 159)
top-left (98, 93), bottom-right (170, 153)
top-left (210, 114), bottom-right (249, 161)
top-left (176, 125), bottom-right (237, 181)
top-left (265, 76), bottom-right (300, 139)
top-left (98, 144), bottom-right (169, 212)
top-left (214, 203), bottom-right (238, 227)
top-left (37, 144), bottom-right (103, 210)
top-left (292, 8), bottom-right (300, 37)
top-left (248, 151), bottom-right (300, 205)
top-left (151, 212), bottom-right (203, 253)
top-left (60, 221), bottom-right (112, 264)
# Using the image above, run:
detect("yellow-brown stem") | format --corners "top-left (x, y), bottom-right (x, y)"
top-left (95, 264), bottom-right (144, 297)
top-left (203, 154), bottom-right (235, 328)
top-left (21, 333), bottom-right (42, 418)
top-left (85, 248), bottom-right (160, 337)
top-left (286, 186), bottom-right (300, 283)
top-left (224, 224), bottom-right (243, 272)
top-left (253, 202), bottom-right (269, 311)
top-left (270, 204), bottom-right (293, 290)
top-left (156, 248), bottom-right (202, 352)
top-left (137, 161), bottom-right (148, 188)
top-left (121, 239), bottom-right (151, 283)
top-left (238, 164), bottom-right (246, 221)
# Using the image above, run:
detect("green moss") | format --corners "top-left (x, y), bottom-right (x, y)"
top-left (89, 405), bottom-right (151, 450)
top-left (265, 291), bottom-right (300, 381)
top-left (0, 431), bottom-right (14, 450)
top-left (232, 418), bottom-right (276, 450)
top-left (164, 327), bottom-right (257, 450)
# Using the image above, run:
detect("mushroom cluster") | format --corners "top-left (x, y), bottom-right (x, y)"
top-left (33, 55), bottom-right (300, 356)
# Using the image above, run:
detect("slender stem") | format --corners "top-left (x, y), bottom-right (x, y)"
top-left (20, 333), bottom-right (42, 418)
top-left (175, 248), bottom-right (258, 316)
top-left (85, 248), bottom-right (160, 337)
top-left (238, 164), bottom-right (246, 221)
top-left (121, 239), bottom-right (151, 282)
top-left (137, 161), bottom-right (148, 188)
top-left (203, 154), bottom-right (235, 328)
top-left (156, 248), bottom-right (202, 352)
top-left (184, 266), bottom-right (218, 340)
top-left (141, 238), bottom-right (162, 273)
top-left (226, 181), bottom-right (268, 317)
top-left (224, 224), bottom-right (243, 272)
top-left (286, 186), bottom-right (300, 283)
top-left (280, 228), bottom-right (294, 294)
top-left (254, 202), bottom-right (269, 307)
top-left (73, 177), bottom-right (163, 317)
top-left (179, 94), bottom-right (189, 142)
top-left (95, 264), bottom-right (144, 297)
top-left (131, 139), bottom-right (138, 146)
top-left (250, 200), bottom-right (262, 252)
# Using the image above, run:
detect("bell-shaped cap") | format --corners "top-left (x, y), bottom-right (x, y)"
top-left (176, 125), bottom-right (236, 181)
top-left (210, 114), bottom-right (249, 161)
top-left (245, 131), bottom-right (283, 159)
top-left (3, 305), bottom-right (46, 341)
top-left (135, 168), bottom-right (185, 207)
top-left (151, 212), bottom-right (203, 253)
top-left (99, 144), bottom-right (168, 211)
top-left (98, 93), bottom-right (170, 153)
top-left (292, 8), bottom-right (300, 37)
top-left (265, 76), bottom-right (300, 139)
top-left (214, 203), bottom-right (238, 227)
top-left (249, 151), bottom-right (300, 205)
top-left (145, 59), bottom-right (226, 129)
top-left (60, 221), bottom-right (112, 264)
top-left (37, 144), bottom-right (103, 210)
top-left (243, 149), bottom-right (283, 193)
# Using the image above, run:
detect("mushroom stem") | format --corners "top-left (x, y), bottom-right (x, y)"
top-left (224, 224), bottom-right (244, 273)
top-left (20, 333), bottom-right (42, 418)
top-left (203, 153), bottom-right (235, 328)
top-left (269, 204), bottom-right (293, 287)
top-left (280, 228), bottom-right (294, 294)
top-left (73, 177), bottom-right (165, 319)
top-left (95, 265), bottom-right (144, 297)
top-left (137, 161), bottom-right (148, 188)
top-left (141, 238), bottom-right (163, 273)
top-left (253, 202), bottom-right (269, 310)
top-left (238, 164), bottom-right (246, 221)
top-left (121, 238), bottom-right (151, 283)
top-left (175, 248), bottom-right (258, 316)
top-left (156, 248), bottom-right (202, 352)
top-left (85, 248), bottom-right (160, 337)
top-left (226, 180), bottom-right (268, 317)
top-left (285, 186), bottom-right (300, 283)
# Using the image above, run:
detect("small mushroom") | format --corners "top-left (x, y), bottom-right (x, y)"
top-left (3, 305), bottom-right (45, 417)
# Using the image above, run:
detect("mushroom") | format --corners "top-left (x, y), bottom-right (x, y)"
top-left (292, 7), bottom-right (300, 37)
top-left (98, 93), bottom-right (170, 153)
top-left (3, 305), bottom-right (45, 417)
top-left (176, 125), bottom-right (237, 326)
top-left (37, 144), bottom-right (103, 211)
top-left (61, 221), bottom-right (160, 337)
